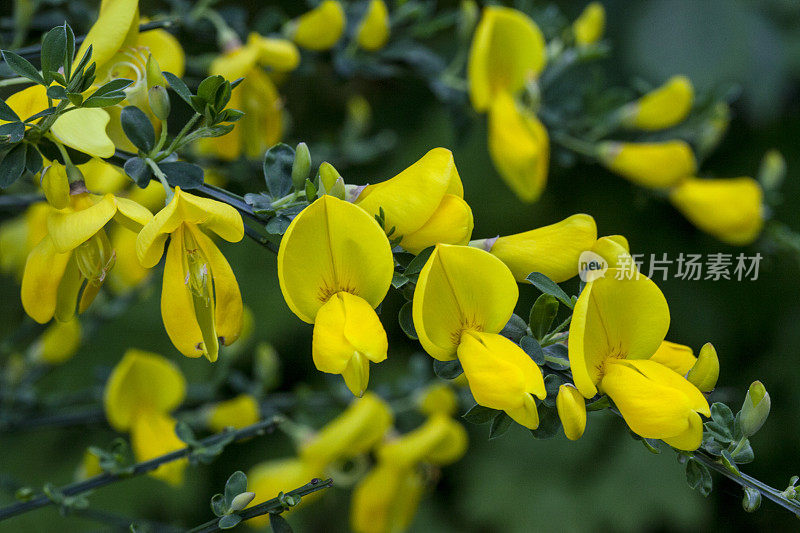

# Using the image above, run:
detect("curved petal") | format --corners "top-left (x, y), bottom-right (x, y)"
top-left (237, 69), bottom-right (283, 159)
top-left (356, 0), bottom-right (390, 51)
top-left (400, 194), bottom-right (474, 255)
top-left (130, 411), bottom-right (186, 486)
top-left (75, 0), bottom-right (139, 71)
top-left (291, 0), bottom-right (346, 51)
top-left (137, 28), bottom-right (185, 77)
top-left (618, 359), bottom-right (710, 416)
top-left (205, 394), bottom-right (260, 433)
top-left (248, 34), bottom-right (301, 72)
top-left (591, 234), bottom-right (631, 268)
top-left (81, 158), bottom-right (130, 194)
top-left (379, 414), bottom-right (467, 467)
top-left (556, 384), bottom-right (587, 440)
top-left (4, 85), bottom-right (47, 122)
top-left (468, 6), bottom-right (546, 112)
top-left (650, 340), bottom-right (697, 376)
top-left (113, 196), bottom-right (153, 232)
top-left (662, 410), bottom-right (704, 451)
top-left (573, 2), bottom-right (605, 46)
top-left (278, 195), bottom-right (393, 323)
top-left (41, 163), bottom-right (71, 209)
top-left (51, 108), bottom-right (115, 158)
top-left (47, 194), bottom-right (117, 253)
top-left (176, 188), bottom-right (245, 242)
top-left (103, 348), bottom-right (187, 431)
top-left (623, 75), bottom-right (694, 131)
top-left (413, 244), bottom-right (518, 360)
top-left (488, 213), bottom-right (597, 282)
top-left (21, 236), bottom-right (71, 323)
top-left (160, 230), bottom-right (205, 358)
top-left (136, 194), bottom-right (182, 268)
top-left (598, 141), bottom-right (696, 189)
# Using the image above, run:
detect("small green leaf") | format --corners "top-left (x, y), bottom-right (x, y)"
top-left (196, 75), bottom-right (225, 107)
top-left (0, 143), bottom-right (28, 188)
top-left (729, 439), bottom-right (754, 464)
top-left (529, 294), bottom-right (559, 340)
top-left (520, 336), bottom-right (545, 365)
top-left (433, 359), bottom-right (463, 380)
top-left (263, 143), bottom-right (295, 197)
top-left (304, 178), bottom-right (317, 201)
top-left (404, 246), bottom-right (434, 277)
top-left (391, 272), bottom-right (409, 289)
top-left (269, 513), bottom-right (294, 533)
top-left (398, 301), bottom-right (417, 340)
top-left (542, 373), bottom-right (565, 408)
top-left (530, 405), bottom-right (562, 440)
top-left (0, 122), bottom-right (25, 144)
top-left (265, 215), bottom-right (291, 235)
top-left (174, 420), bottom-right (199, 446)
top-left (224, 471), bottom-right (248, 508)
top-left (163, 72), bottom-right (193, 105)
top-left (123, 157), bottom-right (152, 188)
top-left (685, 459), bottom-right (713, 497)
top-left (210, 493), bottom-right (226, 517)
top-left (25, 145), bottom-right (42, 174)
top-left (462, 404), bottom-right (498, 425)
top-left (542, 344), bottom-right (570, 370)
top-left (0, 98), bottom-right (20, 122)
top-left (217, 514), bottom-right (242, 529)
top-left (1, 50), bottom-right (45, 85)
top-left (120, 106), bottom-right (155, 153)
top-left (159, 161), bottom-right (204, 189)
top-left (489, 411), bottom-right (513, 439)
top-left (46, 85), bottom-right (68, 100)
top-left (499, 313), bottom-right (527, 342)
top-left (41, 25), bottom-right (68, 83)
top-left (83, 79), bottom-right (133, 108)
top-left (720, 450), bottom-right (741, 475)
top-left (526, 272), bottom-right (574, 309)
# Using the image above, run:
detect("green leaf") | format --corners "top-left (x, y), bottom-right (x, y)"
top-left (391, 272), bottom-right (409, 289)
top-left (263, 143), bottom-right (295, 197)
top-left (720, 450), bottom-right (741, 475)
top-left (304, 178), bottom-right (317, 201)
top-left (83, 79), bottom-right (132, 108)
top-left (519, 336), bottom-right (545, 365)
top-left (196, 75), bottom-right (225, 108)
top-left (499, 313), bottom-right (527, 342)
top-left (265, 216), bottom-right (291, 235)
top-left (542, 343), bottom-right (570, 370)
top-left (404, 246), bottom-right (435, 277)
top-left (433, 359), bottom-right (463, 380)
top-left (210, 493), bottom-right (226, 517)
top-left (41, 25), bottom-right (69, 83)
top-left (529, 294), bottom-right (559, 339)
top-left (71, 44), bottom-right (93, 80)
top-left (159, 161), bottom-right (204, 189)
top-left (123, 157), bottom-right (152, 188)
top-left (526, 272), bottom-right (574, 309)
top-left (224, 471), bottom-right (248, 508)
top-left (163, 72), bottom-right (193, 105)
top-left (530, 405), bottom-right (562, 439)
top-left (269, 513), bottom-right (294, 533)
top-left (729, 439), bottom-right (754, 464)
top-left (64, 23), bottom-right (75, 76)
top-left (120, 106), bottom-right (156, 153)
top-left (542, 373), bottom-right (565, 408)
top-left (218, 514), bottom-right (242, 529)
top-left (398, 301), bottom-right (417, 340)
top-left (24, 107), bottom-right (57, 123)
top-left (25, 145), bottom-right (42, 174)
top-left (489, 411), bottom-right (513, 439)
top-left (462, 404), bottom-right (498, 425)
top-left (685, 459), bottom-right (713, 497)
top-left (1, 51), bottom-right (45, 85)
top-left (0, 98), bottom-right (20, 122)
top-left (0, 143), bottom-right (28, 188)
top-left (46, 85), bottom-right (67, 100)
top-left (0, 122), bottom-right (25, 144)
top-left (174, 420), bottom-right (200, 446)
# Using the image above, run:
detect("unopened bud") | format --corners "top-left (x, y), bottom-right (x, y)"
top-left (742, 486), bottom-right (761, 512)
top-left (148, 85), bottom-right (171, 121)
top-left (758, 150), bottom-right (786, 193)
top-left (40, 163), bottom-right (70, 209)
top-left (145, 54), bottom-right (164, 89)
top-left (292, 142), bottom-right (311, 191)
top-left (573, 2), bottom-right (605, 47)
top-left (556, 384), bottom-right (587, 441)
top-left (318, 162), bottom-right (343, 196)
top-left (739, 381), bottom-right (770, 437)
top-left (229, 491), bottom-right (255, 511)
top-left (687, 342), bottom-right (719, 392)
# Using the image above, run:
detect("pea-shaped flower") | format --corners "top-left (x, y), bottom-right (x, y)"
top-left (288, 0), bottom-right (346, 51)
top-left (356, 0), bottom-right (391, 51)
top-left (620, 76), bottom-right (694, 131)
top-left (137, 187), bottom-right (245, 363)
top-left (597, 140), bottom-right (697, 189)
top-left (278, 196), bottom-right (394, 396)
top-left (568, 270), bottom-right (711, 450)
top-left (354, 148), bottom-right (473, 255)
top-left (413, 244), bottom-right (546, 428)
top-left (351, 463), bottom-right (423, 533)
top-left (573, 2), bottom-right (605, 47)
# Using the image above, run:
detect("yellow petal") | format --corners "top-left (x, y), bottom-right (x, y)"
top-left (556, 384), bottom-right (587, 440)
top-left (278, 195), bottom-right (393, 323)
top-left (573, 2), bottom-right (605, 46)
top-left (130, 411), bottom-right (187, 486)
top-left (378, 414), bottom-right (468, 467)
top-left (618, 359), bottom-right (710, 416)
top-left (622, 75), bottom-right (694, 131)
top-left (412, 244), bottom-right (518, 361)
top-left (649, 340), bottom-right (696, 375)
top-left (568, 269), bottom-right (670, 398)
top-left (457, 331), bottom-right (545, 412)
top-left (487, 91), bottom-right (549, 202)
top-left (351, 464), bottom-right (423, 533)
top-left (80, 158), bottom-right (129, 194)
top-left (205, 394), bottom-right (260, 432)
top-left (51, 108), bottom-right (115, 158)
top-left (356, 0), bottom-right (390, 51)
top-left (590, 234), bottom-right (631, 268)
top-left (504, 392), bottom-right (541, 430)
top-left (4, 85), bottom-right (48, 122)
top-left (30, 318), bottom-right (82, 365)
top-left (662, 411), bottom-right (704, 451)
top-left (356, 147), bottom-right (463, 238)
top-left (136, 28), bottom-right (186, 77)
top-left (47, 194), bottom-right (117, 253)
top-left (400, 194), bottom-right (474, 255)
top-left (598, 141), bottom-right (696, 189)
top-left (669, 177), bottom-right (764, 245)
top-left (484, 213), bottom-right (597, 282)
top-left (40, 163), bottom-right (70, 209)
top-left (468, 6), bottom-right (546, 112)
top-left (248, 34), bottom-right (301, 71)
top-left (209, 44), bottom-right (260, 80)
top-left (55, 254), bottom-right (84, 322)
top-left (237, 69), bottom-right (283, 159)
top-left (416, 383), bottom-right (458, 417)
top-left (21, 236), bottom-right (71, 323)
top-left (113, 196), bottom-right (153, 232)
top-left (247, 458), bottom-right (323, 526)
top-left (291, 0), bottom-right (346, 51)
top-left (75, 0), bottom-right (139, 71)
top-left (160, 228), bottom-right (205, 358)
top-left (103, 348), bottom-right (187, 431)
top-left (687, 342), bottom-right (720, 393)
top-left (107, 225), bottom-right (150, 294)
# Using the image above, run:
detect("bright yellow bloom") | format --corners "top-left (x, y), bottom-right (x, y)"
top-left (75, 0), bottom-right (140, 74)
top-left (29, 318), bottom-right (82, 365)
top-left (669, 177), bottom-right (764, 245)
top-left (568, 270), bottom-right (710, 450)
top-left (356, 0), bottom-right (390, 51)
top-left (621, 76), bottom-right (694, 131)
top-left (556, 384), bottom-right (586, 441)
top-left (573, 2), bottom-right (605, 46)
top-left (589, 234), bottom-right (632, 269)
top-left (137, 187), bottom-right (245, 362)
top-left (40, 162), bottom-right (70, 209)
top-left (21, 193), bottom-right (152, 323)
top-left (351, 463), bottom-right (424, 533)
top-left (471, 213), bottom-right (597, 282)
top-left (417, 383), bottom-right (458, 417)
top-left (598, 140), bottom-right (696, 189)
top-left (355, 148), bottom-right (473, 255)
top-left (687, 343), bottom-right (719, 392)
top-left (205, 394), bottom-right (260, 432)
top-left (104, 349), bottom-right (188, 485)
top-left (468, 6), bottom-right (546, 112)
top-left (650, 340), bottom-right (697, 375)
top-left (0, 202), bottom-right (48, 279)
top-left (278, 196), bottom-right (394, 395)
top-left (290, 0), bottom-right (346, 51)
top-left (487, 91), bottom-right (550, 202)
top-left (300, 392), bottom-right (393, 466)
top-left (379, 414), bottom-right (468, 467)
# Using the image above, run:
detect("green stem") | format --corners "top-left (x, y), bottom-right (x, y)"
top-left (0, 77), bottom-right (33, 88)
top-left (145, 158), bottom-right (174, 203)
top-left (156, 113), bottom-right (201, 161)
top-left (552, 132), bottom-right (600, 159)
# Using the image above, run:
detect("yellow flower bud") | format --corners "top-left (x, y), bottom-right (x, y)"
top-left (290, 0), bottom-right (346, 51)
top-left (145, 53), bottom-right (165, 89)
top-left (556, 384), bottom-right (586, 440)
top-left (598, 140), bottom-right (696, 188)
top-left (247, 33), bottom-right (301, 71)
top-left (573, 2), bottom-right (605, 46)
top-left (669, 177), bottom-right (764, 245)
top-left (29, 318), bottom-right (82, 365)
top-left (318, 161), bottom-right (344, 197)
top-left (740, 381), bottom-right (770, 437)
top-left (379, 414), bottom-right (468, 467)
top-left (687, 342), bottom-right (719, 392)
top-left (356, 0), bottom-right (391, 51)
top-left (74, 448), bottom-right (102, 481)
top-left (621, 76), bottom-right (694, 131)
top-left (205, 394), bottom-right (260, 432)
top-left (351, 464), bottom-right (424, 533)
top-left (417, 383), bottom-right (458, 417)
top-left (40, 163), bottom-right (70, 209)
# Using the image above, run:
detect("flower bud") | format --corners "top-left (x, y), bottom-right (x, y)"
top-left (145, 54), bottom-right (165, 89)
top-left (40, 163), bottom-right (70, 209)
top-left (148, 85), bottom-right (171, 121)
top-left (742, 487), bottom-right (761, 513)
top-left (356, 0), bottom-right (390, 51)
top-left (556, 384), bottom-right (586, 441)
top-left (292, 142), bottom-right (312, 191)
top-left (687, 342), bottom-right (719, 392)
top-left (597, 140), bottom-right (696, 189)
top-left (318, 161), bottom-right (342, 195)
top-left (288, 0), bottom-right (346, 51)
top-left (417, 383), bottom-right (458, 417)
top-left (573, 2), bottom-right (605, 46)
top-left (229, 491), bottom-right (256, 511)
top-left (740, 381), bottom-right (770, 437)
top-left (758, 149), bottom-right (786, 193)
top-left (620, 76), bottom-right (694, 131)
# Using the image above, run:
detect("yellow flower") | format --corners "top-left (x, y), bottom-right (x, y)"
top-left (355, 148), bottom-right (473, 255)
top-left (205, 394), bottom-right (260, 432)
top-left (416, 383), bottom-right (458, 417)
top-left (75, 448), bottom-right (103, 481)
top-left (29, 318), bottom-right (82, 365)
top-left (40, 162), bottom-right (70, 209)
top-left (104, 349), bottom-right (188, 485)
top-left (468, 6), bottom-right (546, 112)
top-left (413, 244), bottom-right (546, 429)
top-left (487, 91), bottom-right (550, 202)
top-left (356, 0), bottom-right (391, 51)
top-left (137, 187), bottom-right (245, 362)
top-left (568, 270), bottom-right (710, 450)
top-left (669, 177), bottom-right (764, 245)
top-left (289, 0), bottom-right (346, 51)
top-left (81, 158), bottom-right (130, 195)
top-left (0, 202), bottom-right (48, 279)
top-left (471, 213), bottom-right (597, 283)
top-left (598, 140), bottom-right (696, 188)
top-left (621, 76), bottom-right (694, 131)
top-left (687, 343), bottom-right (719, 393)
top-left (247, 458), bottom-right (323, 526)
top-left (278, 196), bottom-right (394, 395)
top-left (300, 392), bottom-right (393, 466)
top-left (21, 193), bottom-right (152, 323)
top-left (650, 340), bottom-right (697, 375)
top-left (556, 384), bottom-right (586, 441)
top-left (573, 2), bottom-right (605, 46)
top-left (351, 463), bottom-right (424, 533)
top-left (378, 414), bottom-right (468, 467)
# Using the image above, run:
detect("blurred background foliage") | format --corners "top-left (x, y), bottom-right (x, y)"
top-left (1, 0), bottom-right (799, 531)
